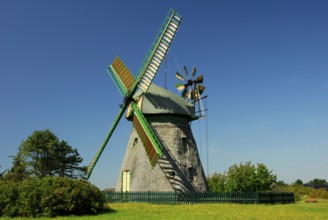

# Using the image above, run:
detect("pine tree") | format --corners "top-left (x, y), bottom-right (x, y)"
top-left (8, 129), bottom-right (86, 180)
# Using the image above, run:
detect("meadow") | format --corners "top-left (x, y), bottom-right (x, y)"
top-left (1, 199), bottom-right (327, 220)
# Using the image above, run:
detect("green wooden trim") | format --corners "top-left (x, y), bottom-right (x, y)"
top-left (86, 104), bottom-right (127, 179)
top-left (131, 102), bottom-right (163, 158)
top-left (107, 64), bottom-right (127, 96)
top-left (131, 10), bottom-right (181, 95)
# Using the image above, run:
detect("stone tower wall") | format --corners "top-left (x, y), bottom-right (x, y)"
top-left (115, 116), bottom-right (209, 192)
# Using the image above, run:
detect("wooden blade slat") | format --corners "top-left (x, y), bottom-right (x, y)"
top-left (131, 102), bottom-right (163, 166)
top-left (111, 57), bottom-right (135, 92)
top-left (194, 75), bottom-right (203, 84)
top-left (175, 83), bottom-right (186, 91)
top-left (136, 10), bottom-right (182, 93)
top-left (176, 72), bottom-right (185, 81)
top-left (183, 66), bottom-right (188, 76)
top-left (192, 66), bottom-right (197, 77)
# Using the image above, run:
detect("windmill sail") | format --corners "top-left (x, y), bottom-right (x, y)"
top-left (108, 57), bottom-right (136, 96)
top-left (87, 9), bottom-right (181, 180)
top-left (136, 10), bottom-right (182, 93)
top-left (86, 104), bottom-right (127, 179)
top-left (131, 102), bottom-right (163, 166)
top-left (175, 66), bottom-right (205, 103)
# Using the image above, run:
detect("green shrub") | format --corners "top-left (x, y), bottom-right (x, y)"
top-left (17, 178), bottom-right (42, 217)
top-left (308, 188), bottom-right (328, 199)
top-left (0, 181), bottom-right (19, 217)
top-left (38, 177), bottom-right (105, 216)
top-left (0, 177), bottom-right (105, 217)
top-left (275, 184), bottom-right (312, 201)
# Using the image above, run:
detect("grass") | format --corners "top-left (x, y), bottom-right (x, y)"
top-left (1, 200), bottom-right (328, 220)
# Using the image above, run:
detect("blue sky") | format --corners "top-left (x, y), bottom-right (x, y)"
top-left (1, 0), bottom-right (327, 189)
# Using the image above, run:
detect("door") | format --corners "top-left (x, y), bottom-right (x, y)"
top-left (122, 170), bottom-right (131, 192)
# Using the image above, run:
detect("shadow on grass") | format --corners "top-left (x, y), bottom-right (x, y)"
top-left (64, 207), bottom-right (118, 218)
top-left (98, 207), bottom-right (117, 215)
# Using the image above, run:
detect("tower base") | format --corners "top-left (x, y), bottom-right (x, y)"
top-left (115, 116), bottom-right (209, 192)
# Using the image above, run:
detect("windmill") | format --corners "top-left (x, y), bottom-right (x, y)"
top-left (176, 66), bottom-right (206, 117)
top-left (87, 9), bottom-right (209, 192)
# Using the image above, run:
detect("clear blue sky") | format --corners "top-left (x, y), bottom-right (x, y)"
top-left (1, 0), bottom-right (327, 189)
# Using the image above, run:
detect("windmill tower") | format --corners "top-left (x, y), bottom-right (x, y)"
top-left (86, 10), bottom-right (209, 192)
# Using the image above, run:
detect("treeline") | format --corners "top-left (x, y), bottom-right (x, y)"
top-left (272, 179), bottom-right (328, 200)
top-left (207, 162), bottom-right (276, 192)
top-left (207, 162), bottom-right (328, 201)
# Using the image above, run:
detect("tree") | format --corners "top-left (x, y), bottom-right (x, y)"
top-left (0, 166), bottom-right (6, 179)
top-left (256, 163), bottom-right (276, 191)
top-left (51, 140), bottom-right (86, 178)
top-left (307, 178), bottom-right (328, 189)
top-left (207, 162), bottom-right (277, 192)
top-left (224, 161), bottom-right (276, 192)
top-left (4, 153), bottom-right (29, 181)
top-left (276, 180), bottom-right (287, 187)
top-left (293, 179), bottom-right (303, 185)
top-left (9, 129), bottom-right (86, 179)
top-left (207, 172), bottom-right (226, 192)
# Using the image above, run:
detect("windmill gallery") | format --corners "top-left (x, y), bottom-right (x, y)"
top-left (87, 10), bottom-right (209, 192)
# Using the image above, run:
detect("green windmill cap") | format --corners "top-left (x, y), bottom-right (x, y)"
top-left (133, 83), bottom-right (194, 118)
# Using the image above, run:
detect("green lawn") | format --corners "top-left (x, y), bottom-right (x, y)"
top-left (2, 200), bottom-right (328, 220)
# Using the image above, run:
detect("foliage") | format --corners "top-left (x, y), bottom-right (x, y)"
top-left (275, 180), bottom-right (287, 187)
top-left (272, 178), bottom-right (328, 201)
top-left (3, 152), bottom-right (29, 181)
top-left (0, 181), bottom-right (19, 216)
top-left (293, 179), bottom-right (303, 185)
top-left (207, 172), bottom-right (226, 192)
top-left (209, 161), bottom-right (277, 192)
top-left (307, 178), bottom-right (327, 185)
top-left (254, 163), bottom-right (276, 191)
top-left (274, 184), bottom-right (312, 201)
top-left (306, 178), bottom-right (328, 188)
top-left (308, 188), bottom-right (328, 199)
top-left (0, 166), bottom-right (6, 179)
top-left (6, 129), bottom-right (86, 180)
top-left (0, 176), bottom-right (105, 217)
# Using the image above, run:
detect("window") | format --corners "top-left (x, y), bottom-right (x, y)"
top-left (181, 136), bottom-right (188, 154)
top-left (188, 167), bottom-right (194, 182)
top-left (169, 171), bottom-right (176, 177)
top-left (133, 138), bottom-right (138, 147)
top-left (182, 137), bottom-right (187, 147)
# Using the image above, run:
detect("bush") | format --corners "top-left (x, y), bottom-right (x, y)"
top-left (209, 162), bottom-right (277, 192)
top-left (207, 172), bottom-right (226, 192)
top-left (0, 177), bottom-right (105, 217)
top-left (0, 181), bottom-right (19, 217)
top-left (273, 184), bottom-right (328, 201)
top-left (308, 188), bottom-right (328, 199)
top-left (17, 178), bottom-right (42, 217)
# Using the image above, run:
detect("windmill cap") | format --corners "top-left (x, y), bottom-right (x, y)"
top-left (131, 83), bottom-right (195, 119)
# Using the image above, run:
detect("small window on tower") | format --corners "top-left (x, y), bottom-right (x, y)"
top-left (182, 137), bottom-right (187, 146)
top-left (133, 138), bottom-right (138, 147)
top-left (188, 167), bottom-right (194, 182)
top-left (181, 136), bottom-right (187, 153)
top-left (169, 171), bottom-right (176, 177)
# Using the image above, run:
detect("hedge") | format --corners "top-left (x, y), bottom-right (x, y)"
top-left (0, 177), bottom-right (105, 217)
